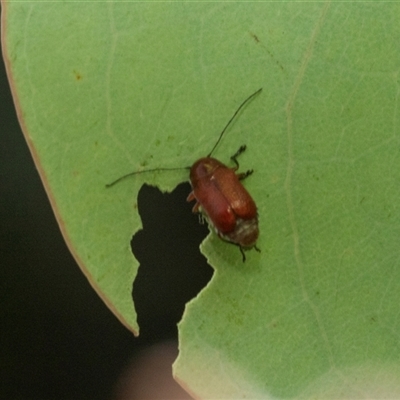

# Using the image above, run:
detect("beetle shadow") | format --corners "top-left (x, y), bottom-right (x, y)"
top-left (131, 182), bottom-right (213, 343)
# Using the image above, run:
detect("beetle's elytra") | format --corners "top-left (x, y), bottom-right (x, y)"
top-left (107, 88), bottom-right (262, 261)
top-left (187, 146), bottom-right (259, 261)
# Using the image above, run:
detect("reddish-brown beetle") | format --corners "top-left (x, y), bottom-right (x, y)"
top-left (107, 89), bottom-right (262, 261)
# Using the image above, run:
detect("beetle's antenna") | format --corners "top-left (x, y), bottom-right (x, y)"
top-left (107, 88), bottom-right (262, 188)
top-left (207, 88), bottom-right (262, 157)
top-left (106, 166), bottom-right (190, 188)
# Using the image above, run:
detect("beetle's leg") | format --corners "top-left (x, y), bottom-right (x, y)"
top-left (230, 145), bottom-right (247, 170)
top-left (192, 203), bottom-right (201, 213)
top-left (187, 191), bottom-right (195, 202)
top-left (237, 169), bottom-right (254, 181)
top-left (187, 192), bottom-right (202, 214)
top-left (239, 244), bottom-right (260, 262)
top-left (231, 145), bottom-right (253, 179)
top-left (198, 213), bottom-right (206, 225)
top-left (239, 246), bottom-right (246, 262)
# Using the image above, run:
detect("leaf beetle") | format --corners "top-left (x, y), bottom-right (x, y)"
top-left (107, 88), bottom-right (262, 261)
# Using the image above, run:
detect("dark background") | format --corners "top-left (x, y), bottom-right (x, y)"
top-left (0, 22), bottom-right (212, 399)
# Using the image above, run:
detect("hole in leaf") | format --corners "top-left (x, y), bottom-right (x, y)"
top-left (131, 183), bottom-right (213, 342)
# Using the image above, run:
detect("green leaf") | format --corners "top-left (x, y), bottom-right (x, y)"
top-left (3, 2), bottom-right (400, 397)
